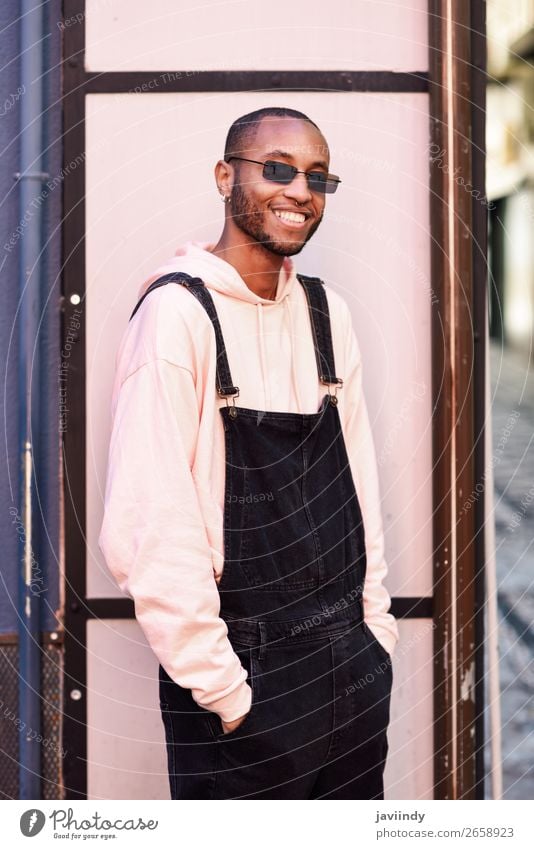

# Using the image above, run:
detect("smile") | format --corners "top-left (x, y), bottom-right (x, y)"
top-left (272, 209), bottom-right (309, 229)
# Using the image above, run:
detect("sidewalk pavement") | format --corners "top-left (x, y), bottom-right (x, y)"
top-left (488, 339), bottom-right (534, 800)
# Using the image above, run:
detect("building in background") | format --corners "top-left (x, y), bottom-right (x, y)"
top-left (486, 0), bottom-right (534, 801)
top-left (487, 0), bottom-right (534, 351)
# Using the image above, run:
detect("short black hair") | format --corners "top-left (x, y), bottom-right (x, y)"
top-left (223, 107), bottom-right (323, 161)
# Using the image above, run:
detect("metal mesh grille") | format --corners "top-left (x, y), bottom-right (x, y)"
top-left (0, 644), bottom-right (19, 799)
top-left (42, 643), bottom-right (64, 800)
top-left (0, 638), bottom-right (64, 799)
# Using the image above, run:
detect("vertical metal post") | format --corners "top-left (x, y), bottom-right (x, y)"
top-left (17, 0), bottom-right (46, 799)
top-left (429, 0), bottom-right (478, 798)
top-left (61, 0), bottom-right (88, 800)
top-left (470, 0), bottom-right (488, 800)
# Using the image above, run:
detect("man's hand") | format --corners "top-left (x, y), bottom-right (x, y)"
top-left (221, 710), bottom-right (249, 735)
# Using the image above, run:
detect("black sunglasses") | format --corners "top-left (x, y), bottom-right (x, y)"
top-left (226, 156), bottom-right (341, 194)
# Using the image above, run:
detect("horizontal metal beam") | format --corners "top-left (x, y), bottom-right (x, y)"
top-left (80, 69), bottom-right (429, 94)
top-left (71, 596), bottom-right (433, 620)
top-left (0, 631), bottom-right (64, 645)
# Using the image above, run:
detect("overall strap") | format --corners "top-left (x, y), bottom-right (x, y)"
top-left (296, 274), bottom-right (343, 387)
top-left (128, 271), bottom-right (239, 397)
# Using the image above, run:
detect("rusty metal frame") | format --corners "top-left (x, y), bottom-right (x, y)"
top-left (429, 0), bottom-right (486, 799)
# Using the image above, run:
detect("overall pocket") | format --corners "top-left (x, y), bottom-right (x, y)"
top-left (362, 622), bottom-right (393, 670)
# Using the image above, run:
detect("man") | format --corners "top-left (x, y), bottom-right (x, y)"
top-left (99, 106), bottom-right (398, 799)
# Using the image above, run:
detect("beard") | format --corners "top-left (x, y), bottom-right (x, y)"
top-left (228, 183), bottom-right (323, 256)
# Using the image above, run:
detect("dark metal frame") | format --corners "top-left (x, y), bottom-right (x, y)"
top-left (428, 0), bottom-right (487, 800)
top-left (470, 0), bottom-right (488, 802)
top-left (61, 0), bottom-right (486, 799)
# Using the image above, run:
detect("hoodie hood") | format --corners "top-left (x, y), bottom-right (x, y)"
top-left (137, 240), bottom-right (304, 411)
top-left (138, 240), bottom-right (297, 304)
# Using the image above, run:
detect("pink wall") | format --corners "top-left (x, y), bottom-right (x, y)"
top-left (85, 2), bottom-right (433, 800)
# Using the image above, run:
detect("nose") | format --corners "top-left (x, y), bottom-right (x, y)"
top-left (283, 171), bottom-right (313, 204)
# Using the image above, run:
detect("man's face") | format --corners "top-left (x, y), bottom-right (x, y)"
top-left (227, 117), bottom-right (331, 257)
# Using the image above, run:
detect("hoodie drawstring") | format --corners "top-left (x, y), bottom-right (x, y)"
top-left (285, 297), bottom-right (303, 412)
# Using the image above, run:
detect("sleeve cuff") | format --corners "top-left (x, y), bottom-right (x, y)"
top-left (202, 679), bottom-right (253, 723)
top-left (365, 622), bottom-right (399, 658)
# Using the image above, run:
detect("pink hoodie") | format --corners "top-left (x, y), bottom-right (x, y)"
top-left (98, 240), bottom-right (399, 723)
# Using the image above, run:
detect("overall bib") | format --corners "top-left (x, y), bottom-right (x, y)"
top-left (130, 271), bottom-right (393, 800)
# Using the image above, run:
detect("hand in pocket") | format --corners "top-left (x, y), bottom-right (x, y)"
top-left (221, 710), bottom-right (250, 735)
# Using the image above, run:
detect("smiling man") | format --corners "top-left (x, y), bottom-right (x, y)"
top-left (212, 115), bottom-right (330, 284)
top-left (99, 106), bottom-right (398, 800)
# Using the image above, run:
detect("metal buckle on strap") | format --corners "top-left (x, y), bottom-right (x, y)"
top-left (219, 387), bottom-right (240, 418)
top-left (179, 276), bottom-right (204, 287)
top-left (323, 377), bottom-right (343, 405)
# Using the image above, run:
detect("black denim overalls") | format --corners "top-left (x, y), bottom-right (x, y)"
top-left (129, 271), bottom-right (393, 799)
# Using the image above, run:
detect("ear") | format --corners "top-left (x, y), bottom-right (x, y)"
top-left (214, 159), bottom-right (234, 198)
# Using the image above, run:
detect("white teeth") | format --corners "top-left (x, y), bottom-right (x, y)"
top-left (274, 209), bottom-right (306, 224)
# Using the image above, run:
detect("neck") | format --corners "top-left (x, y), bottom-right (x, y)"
top-left (210, 230), bottom-right (285, 300)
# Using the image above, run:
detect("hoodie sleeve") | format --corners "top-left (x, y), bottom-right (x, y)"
top-left (98, 355), bottom-right (253, 723)
top-left (341, 313), bottom-right (399, 658)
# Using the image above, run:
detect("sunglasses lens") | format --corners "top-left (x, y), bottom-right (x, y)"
top-left (263, 161), bottom-right (295, 184)
top-left (307, 173), bottom-right (328, 194)
top-left (262, 160), bottom-right (341, 193)
top-left (325, 178), bottom-right (340, 194)
top-left (308, 173), bottom-right (340, 194)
